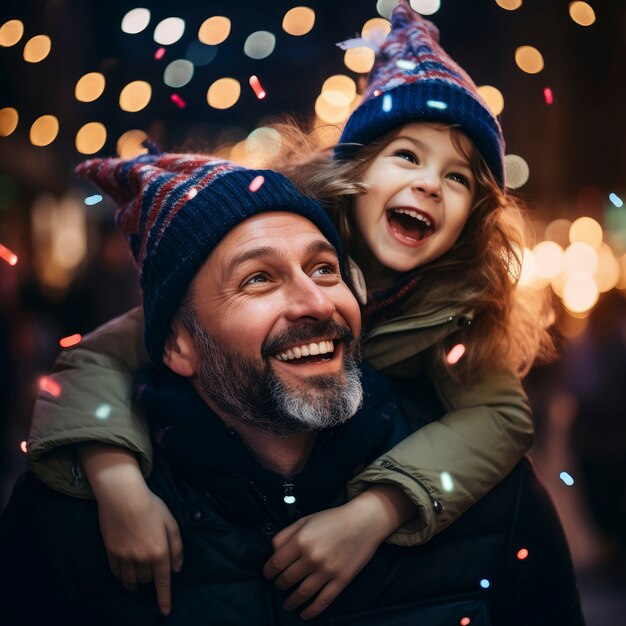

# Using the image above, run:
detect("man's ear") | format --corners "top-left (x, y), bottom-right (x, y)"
top-left (163, 317), bottom-right (197, 377)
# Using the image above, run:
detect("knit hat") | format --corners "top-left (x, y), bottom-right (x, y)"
top-left (76, 148), bottom-right (345, 365)
top-left (338, 0), bottom-right (505, 188)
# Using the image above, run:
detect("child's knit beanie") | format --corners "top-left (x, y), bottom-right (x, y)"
top-left (76, 147), bottom-right (345, 365)
top-left (338, 0), bottom-right (505, 188)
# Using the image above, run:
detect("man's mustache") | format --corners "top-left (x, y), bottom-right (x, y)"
top-left (262, 320), bottom-right (355, 359)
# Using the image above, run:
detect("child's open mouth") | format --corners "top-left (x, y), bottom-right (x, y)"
top-left (387, 208), bottom-right (436, 243)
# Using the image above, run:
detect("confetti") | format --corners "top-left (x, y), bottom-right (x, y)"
top-left (154, 47), bottom-right (166, 60)
top-left (460, 618), bottom-right (471, 626)
top-left (446, 343), bottom-right (466, 365)
top-left (559, 471), bottom-right (574, 486)
top-left (609, 193), bottom-right (623, 208)
top-left (396, 59), bottom-right (417, 71)
top-left (170, 93), bottom-right (186, 108)
top-left (95, 403), bottom-right (112, 419)
top-left (39, 376), bottom-right (61, 398)
top-left (20, 440), bottom-right (28, 454)
top-left (427, 99), bottom-right (447, 110)
top-left (440, 471), bottom-right (454, 492)
top-left (84, 194), bottom-right (103, 205)
top-left (59, 333), bottom-right (82, 348)
top-left (0, 243), bottom-right (18, 265)
top-left (382, 93), bottom-right (393, 112)
top-left (517, 548), bottom-right (529, 560)
top-left (249, 175), bottom-right (265, 192)
top-left (544, 87), bottom-right (553, 105)
top-left (249, 75), bottom-right (266, 99)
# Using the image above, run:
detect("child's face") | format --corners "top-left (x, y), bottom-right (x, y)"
top-left (354, 123), bottom-right (475, 278)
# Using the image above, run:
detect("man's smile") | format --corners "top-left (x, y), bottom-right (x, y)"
top-left (274, 339), bottom-right (336, 362)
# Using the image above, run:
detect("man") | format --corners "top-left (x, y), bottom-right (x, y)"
top-left (0, 152), bottom-right (584, 625)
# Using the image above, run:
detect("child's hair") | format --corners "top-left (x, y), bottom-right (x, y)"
top-left (270, 119), bottom-right (555, 380)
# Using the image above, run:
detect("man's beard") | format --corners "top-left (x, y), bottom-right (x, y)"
top-left (186, 316), bottom-right (363, 436)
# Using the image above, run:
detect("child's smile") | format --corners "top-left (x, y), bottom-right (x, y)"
top-left (354, 123), bottom-right (475, 283)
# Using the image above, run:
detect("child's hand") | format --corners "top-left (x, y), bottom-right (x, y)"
top-left (97, 488), bottom-right (183, 615)
top-left (262, 484), bottom-right (415, 620)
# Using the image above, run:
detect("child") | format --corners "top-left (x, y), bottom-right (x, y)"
top-left (27, 2), bottom-right (553, 620)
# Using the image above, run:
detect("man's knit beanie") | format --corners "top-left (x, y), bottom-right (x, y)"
top-left (76, 148), bottom-right (345, 365)
top-left (338, 0), bottom-right (505, 188)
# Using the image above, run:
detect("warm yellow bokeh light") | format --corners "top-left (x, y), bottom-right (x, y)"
top-left (0, 20), bottom-right (24, 47)
top-left (515, 46), bottom-right (544, 74)
top-left (119, 81), bottom-right (152, 112)
top-left (245, 127), bottom-right (282, 165)
top-left (617, 255), bottom-right (626, 290)
top-left (23, 35), bottom-right (52, 63)
top-left (562, 241), bottom-right (599, 277)
top-left (207, 78), bottom-right (241, 110)
top-left (198, 16), bottom-right (231, 45)
top-left (533, 241), bottom-right (564, 279)
top-left (569, 2), bottom-right (596, 26)
top-left (321, 75), bottom-right (357, 107)
top-left (496, 0), bottom-right (523, 10)
top-left (569, 216), bottom-right (603, 248)
top-left (344, 47), bottom-right (376, 74)
top-left (75, 122), bottom-right (107, 155)
top-left (595, 244), bottom-right (620, 293)
top-left (504, 154), bottom-right (530, 189)
top-left (518, 248), bottom-right (537, 285)
top-left (315, 94), bottom-right (350, 124)
top-left (30, 115), bottom-right (59, 146)
top-left (562, 274), bottom-right (599, 313)
top-left (544, 218), bottom-right (572, 248)
top-left (282, 7), bottom-right (316, 36)
top-left (75, 72), bottom-right (106, 103)
top-left (0, 107), bottom-right (19, 136)
top-left (361, 17), bottom-right (391, 41)
top-left (117, 129), bottom-right (149, 158)
top-left (477, 85), bottom-right (504, 116)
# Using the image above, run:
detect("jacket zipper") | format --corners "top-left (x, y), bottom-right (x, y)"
top-left (282, 482), bottom-right (299, 523)
top-left (365, 314), bottom-right (455, 341)
top-left (379, 460), bottom-right (443, 515)
top-left (70, 462), bottom-right (82, 488)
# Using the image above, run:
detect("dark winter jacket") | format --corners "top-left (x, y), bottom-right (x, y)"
top-left (1, 366), bottom-right (584, 626)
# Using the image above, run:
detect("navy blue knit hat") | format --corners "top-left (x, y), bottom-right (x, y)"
top-left (76, 149), bottom-right (345, 365)
top-left (338, 0), bottom-right (505, 188)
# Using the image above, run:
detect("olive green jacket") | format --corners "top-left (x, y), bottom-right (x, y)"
top-left (27, 305), bottom-right (533, 546)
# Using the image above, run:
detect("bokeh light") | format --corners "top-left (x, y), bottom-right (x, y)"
top-left (198, 16), bottom-right (231, 45)
top-left (153, 17), bottom-right (185, 45)
top-left (518, 248), bottom-right (537, 284)
top-left (569, 216), bottom-right (602, 248)
top-left (533, 241), bottom-right (564, 279)
top-left (121, 8), bottom-right (151, 34)
top-left (30, 115), bottom-right (59, 146)
top-left (569, 2), bottom-right (596, 26)
top-left (244, 31), bottom-right (276, 60)
top-left (344, 47), bottom-right (376, 73)
top-left (207, 77), bottom-right (241, 109)
top-left (563, 241), bottom-right (599, 276)
top-left (282, 7), bottom-right (316, 36)
top-left (75, 72), bottom-right (106, 103)
top-left (39, 376), bottom-right (61, 398)
top-left (59, 333), bottom-right (82, 348)
top-left (321, 74), bottom-right (356, 107)
top-left (0, 19), bottom-right (24, 47)
top-left (563, 273), bottom-right (599, 313)
top-left (545, 219), bottom-right (572, 248)
top-left (245, 127), bottom-right (282, 165)
top-left (515, 46), bottom-right (544, 74)
top-left (440, 471), bottom-right (454, 492)
top-left (504, 154), bottom-right (530, 189)
top-left (477, 85), bottom-right (504, 116)
top-left (376, 0), bottom-right (399, 19)
top-left (0, 243), bottom-right (18, 265)
top-left (75, 122), bottom-right (107, 154)
top-left (496, 0), bottom-right (523, 9)
top-left (0, 107), bottom-right (19, 137)
top-left (409, 0), bottom-right (441, 15)
top-left (315, 94), bottom-right (350, 124)
top-left (517, 548), bottom-right (529, 560)
top-left (23, 35), bottom-right (51, 63)
top-left (595, 244), bottom-right (620, 293)
top-left (480, 578), bottom-right (491, 589)
top-left (249, 75), bottom-right (266, 99)
top-left (119, 81), bottom-right (152, 112)
top-left (446, 343), bottom-right (466, 365)
top-left (361, 17), bottom-right (391, 41)
top-left (560, 471), bottom-right (575, 486)
top-left (163, 59), bottom-right (194, 88)
top-left (116, 129), bottom-right (148, 158)
top-left (95, 404), bottom-right (112, 420)
top-left (609, 192), bottom-right (623, 208)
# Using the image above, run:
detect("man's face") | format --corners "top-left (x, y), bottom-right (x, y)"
top-left (183, 212), bottom-right (363, 434)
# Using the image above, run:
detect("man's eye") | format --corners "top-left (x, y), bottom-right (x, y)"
top-left (447, 172), bottom-right (471, 188)
top-left (313, 263), bottom-right (339, 277)
top-left (393, 149), bottom-right (418, 164)
top-left (244, 273), bottom-right (268, 286)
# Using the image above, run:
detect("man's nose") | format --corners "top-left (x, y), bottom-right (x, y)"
top-left (411, 171), bottom-right (441, 199)
top-left (283, 273), bottom-right (336, 322)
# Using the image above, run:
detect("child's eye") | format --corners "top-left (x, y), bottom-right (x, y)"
top-left (447, 172), bottom-right (471, 188)
top-left (393, 149), bottom-right (419, 164)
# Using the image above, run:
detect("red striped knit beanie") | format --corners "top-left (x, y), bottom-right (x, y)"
top-left (76, 148), bottom-right (345, 364)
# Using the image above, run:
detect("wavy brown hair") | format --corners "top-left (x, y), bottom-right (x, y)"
top-left (269, 120), bottom-right (555, 379)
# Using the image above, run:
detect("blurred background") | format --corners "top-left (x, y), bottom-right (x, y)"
top-left (0, 0), bottom-right (624, 622)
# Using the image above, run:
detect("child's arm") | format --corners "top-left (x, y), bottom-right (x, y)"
top-left (79, 443), bottom-right (183, 616)
top-left (27, 307), bottom-right (152, 497)
top-left (263, 483), bottom-right (416, 620)
top-left (348, 367), bottom-right (534, 545)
